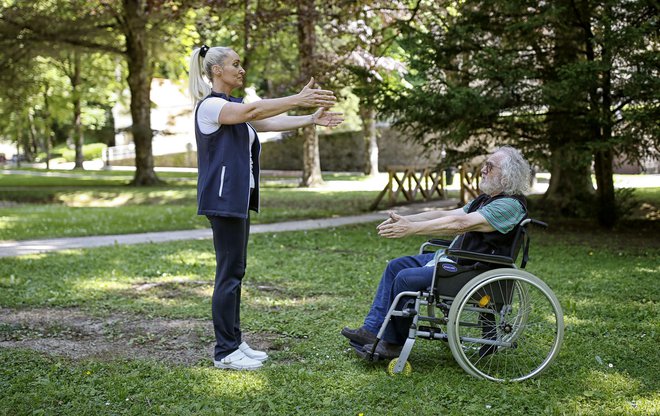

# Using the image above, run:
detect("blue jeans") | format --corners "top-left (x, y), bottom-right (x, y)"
top-left (363, 253), bottom-right (436, 338)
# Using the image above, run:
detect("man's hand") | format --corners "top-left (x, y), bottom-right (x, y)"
top-left (376, 211), bottom-right (398, 228)
top-left (377, 211), bottom-right (416, 239)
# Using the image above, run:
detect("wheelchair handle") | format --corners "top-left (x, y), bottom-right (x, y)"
top-left (520, 218), bottom-right (548, 229)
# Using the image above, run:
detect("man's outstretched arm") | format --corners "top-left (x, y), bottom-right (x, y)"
top-left (377, 211), bottom-right (495, 239)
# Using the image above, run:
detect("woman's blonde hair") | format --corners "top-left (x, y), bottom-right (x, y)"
top-left (188, 45), bottom-right (233, 106)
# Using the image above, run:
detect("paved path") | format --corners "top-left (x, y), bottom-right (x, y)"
top-left (0, 200), bottom-right (458, 258)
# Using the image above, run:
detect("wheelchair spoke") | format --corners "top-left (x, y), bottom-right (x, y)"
top-left (447, 270), bottom-right (564, 382)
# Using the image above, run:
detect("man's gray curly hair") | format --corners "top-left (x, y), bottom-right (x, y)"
top-left (494, 146), bottom-right (531, 195)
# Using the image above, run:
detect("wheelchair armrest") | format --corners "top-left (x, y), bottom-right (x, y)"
top-left (419, 239), bottom-right (453, 254)
top-left (445, 248), bottom-right (515, 266)
top-left (427, 238), bottom-right (453, 247)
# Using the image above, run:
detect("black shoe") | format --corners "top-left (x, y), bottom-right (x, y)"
top-left (361, 341), bottom-right (403, 360)
top-left (341, 326), bottom-right (377, 346)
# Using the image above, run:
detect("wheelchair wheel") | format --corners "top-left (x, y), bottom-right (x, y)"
top-left (387, 358), bottom-right (412, 376)
top-left (447, 269), bottom-right (564, 382)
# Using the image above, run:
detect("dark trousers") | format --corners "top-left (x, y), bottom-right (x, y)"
top-left (208, 215), bottom-right (250, 360)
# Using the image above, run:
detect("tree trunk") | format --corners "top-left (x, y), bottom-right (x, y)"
top-left (543, 0), bottom-right (594, 216)
top-left (593, 4), bottom-right (617, 227)
top-left (360, 105), bottom-right (379, 176)
top-left (26, 112), bottom-right (37, 162)
top-left (301, 125), bottom-right (323, 186)
top-left (124, 0), bottom-right (161, 186)
top-left (592, 65), bottom-right (616, 227)
top-left (42, 85), bottom-right (51, 170)
top-left (594, 148), bottom-right (616, 227)
top-left (71, 52), bottom-right (84, 170)
top-left (545, 145), bottom-right (594, 213)
top-left (106, 106), bottom-right (116, 147)
top-left (297, 0), bottom-right (323, 187)
top-left (242, 0), bottom-right (252, 78)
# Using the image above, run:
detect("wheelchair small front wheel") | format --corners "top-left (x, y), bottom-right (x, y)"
top-left (387, 358), bottom-right (412, 376)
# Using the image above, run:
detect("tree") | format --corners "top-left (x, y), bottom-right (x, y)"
top-left (1, 0), bottom-right (228, 185)
top-left (377, 0), bottom-right (659, 225)
top-left (572, 0), bottom-right (659, 225)
top-left (331, 1), bottom-right (418, 175)
top-left (297, 0), bottom-right (324, 186)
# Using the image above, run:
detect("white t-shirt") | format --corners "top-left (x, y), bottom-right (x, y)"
top-left (197, 97), bottom-right (256, 189)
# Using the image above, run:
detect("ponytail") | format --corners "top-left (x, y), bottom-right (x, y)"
top-left (188, 46), bottom-right (234, 107)
top-left (188, 47), bottom-right (211, 107)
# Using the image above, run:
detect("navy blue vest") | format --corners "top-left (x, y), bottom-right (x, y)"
top-left (194, 92), bottom-right (261, 218)
top-left (453, 194), bottom-right (528, 265)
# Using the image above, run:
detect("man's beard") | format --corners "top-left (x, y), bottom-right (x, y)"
top-left (480, 176), bottom-right (501, 195)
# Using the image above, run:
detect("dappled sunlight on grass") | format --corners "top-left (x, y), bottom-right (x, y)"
top-left (249, 295), bottom-right (325, 309)
top-left (0, 204), bottom-right (206, 241)
top-left (0, 217), bottom-right (11, 233)
top-left (131, 295), bottom-right (199, 309)
top-left (584, 369), bottom-right (642, 395)
top-left (563, 314), bottom-right (590, 327)
top-left (72, 279), bottom-right (130, 293)
top-left (199, 367), bottom-right (269, 396)
top-left (564, 369), bottom-right (655, 414)
top-left (160, 250), bottom-right (215, 265)
top-left (58, 189), bottom-right (197, 207)
top-left (59, 192), bottom-right (134, 207)
top-left (634, 266), bottom-right (660, 273)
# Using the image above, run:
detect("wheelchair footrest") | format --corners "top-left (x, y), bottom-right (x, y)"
top-left (353, 347), bottom-right (382, 362)
top-left (349, 341), bottom-right (387, 362)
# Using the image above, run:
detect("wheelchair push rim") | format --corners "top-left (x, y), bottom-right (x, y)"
top-left (447, 269), bottom-right (564, 382)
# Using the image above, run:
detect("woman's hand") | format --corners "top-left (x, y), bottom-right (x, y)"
top-left (297, 77), bottom-right (337, 108)
top-left (312, 107), bottom-right (344, 127)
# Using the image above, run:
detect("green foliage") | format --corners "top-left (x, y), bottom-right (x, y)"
top-left (62, 143), bottom-right (108, 162)
top-left (0, 2), bottom-right (126, 152)
top-left (377, 0), bottom-right (659, 224)
top-left (37, 143), bottom-right (108, 163)
top-left (614, 188), bottom-right (639, 220)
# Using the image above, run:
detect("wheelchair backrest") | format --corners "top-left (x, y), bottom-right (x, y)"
top-left (509, 218), bottom-right (547, 269)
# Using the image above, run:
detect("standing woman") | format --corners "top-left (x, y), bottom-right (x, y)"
top-left (188, 45), bottom-right (343, 370)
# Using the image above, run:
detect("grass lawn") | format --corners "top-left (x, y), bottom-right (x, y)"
top-left (1, 171), bottom-right (658, 414)
top-left (1, 218), bottom-right (658, 415)
top-left (0, 171), bottom-right (392, 241)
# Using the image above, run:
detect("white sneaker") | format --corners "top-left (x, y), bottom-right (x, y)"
top-left (214, 349), bottom-right (263, 370)
top-left (239, 341), bottom-right (269, 362)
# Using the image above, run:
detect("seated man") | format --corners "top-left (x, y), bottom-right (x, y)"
top-left (341, 146), bottom-right (532, 358)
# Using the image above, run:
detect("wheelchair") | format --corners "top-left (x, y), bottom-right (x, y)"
top-left (360, 218), bottom-right (564, 382)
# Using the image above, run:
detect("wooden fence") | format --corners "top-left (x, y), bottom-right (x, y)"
top-left (369, 163), bottom-right (484, 210)
top-left (459, 164), bottom-right (482, 204)
top-left (370, 166), bottom-right (447, 210)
